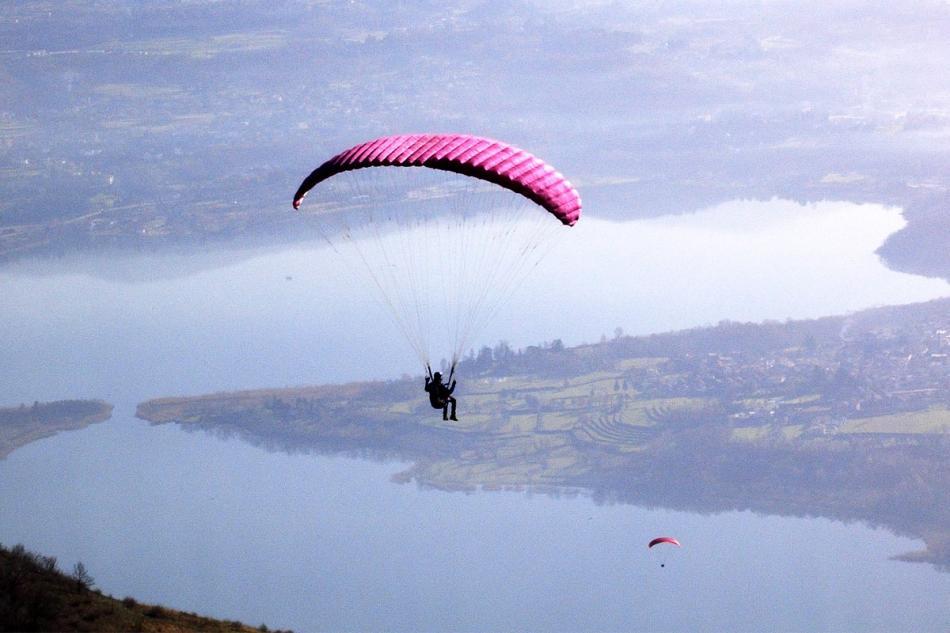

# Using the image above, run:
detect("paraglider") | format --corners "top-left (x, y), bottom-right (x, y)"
top-left (292, 134), bottom-right (581, 419)
top-left (648, 536), bottom-right (680, 567)
top-left (648, 537), bottom-right (681, 549)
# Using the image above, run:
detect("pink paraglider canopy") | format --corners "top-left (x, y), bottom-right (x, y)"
top-left (292, 133), bottom-right (582, 226)
top-left (648, 537), bottom-right (681, 548)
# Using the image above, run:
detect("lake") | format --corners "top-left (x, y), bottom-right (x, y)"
top-left (1, 199), bottom-right (948, 631)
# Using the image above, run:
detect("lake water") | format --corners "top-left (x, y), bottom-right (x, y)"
top-left (1, 199), bottom-right (948, 631)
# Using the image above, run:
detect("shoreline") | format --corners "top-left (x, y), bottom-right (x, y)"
top-left (0, 399), bottom-right (114, 460)
top-left (1, 196), bottom-right (947, 286)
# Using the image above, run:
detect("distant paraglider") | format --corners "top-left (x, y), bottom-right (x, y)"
top-left (648, 536), bottom-right (680, 568)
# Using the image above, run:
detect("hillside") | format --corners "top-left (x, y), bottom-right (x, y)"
top-left (0, 542), bottom-right (289, 633)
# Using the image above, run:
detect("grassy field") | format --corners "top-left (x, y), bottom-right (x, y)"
top-left (113, 31), bottom-right (289, 58)
top-left (839, 405), bottom-right (950, 434)
top-left (731, 424), bottom-right (805, 442)
top-left (731, 407), bottom-right (950, 441)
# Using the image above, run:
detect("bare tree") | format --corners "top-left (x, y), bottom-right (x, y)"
top-left (72, 561), bottom-right (94, 590)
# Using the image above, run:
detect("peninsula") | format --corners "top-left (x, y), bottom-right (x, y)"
top-left (137, 298), bottom-right (949, 569)
top-left (0, 400), bottom-right (113, 460)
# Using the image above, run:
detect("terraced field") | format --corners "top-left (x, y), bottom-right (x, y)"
top-left (574, 413), bottom-right (656, 445)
